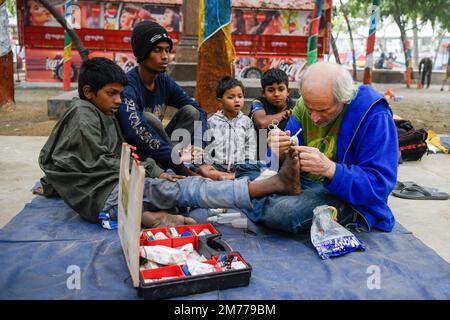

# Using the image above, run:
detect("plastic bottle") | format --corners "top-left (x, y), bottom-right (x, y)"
top-left (207, 212), bottom-right (242, 224)
top-left (231, 218), bottom-right (248, 229)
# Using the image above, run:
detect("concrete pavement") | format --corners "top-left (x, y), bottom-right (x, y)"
top-left (0, 136), bottom-right (449, 262)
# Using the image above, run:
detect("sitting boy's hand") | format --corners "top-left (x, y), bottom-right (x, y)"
top-left (159, 172), bottom-right (186, 182)
top-left (282, 109), bottom-right (292, 120)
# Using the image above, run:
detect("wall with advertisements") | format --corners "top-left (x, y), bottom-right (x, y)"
top-left (18, 0), bottom-right (330, 82)
top-left (23, 0), bottom-right (182, 32)
top-left (230, 6), bottom-right (329, 80)
top-left (19, 0), bottom-right (182, 82)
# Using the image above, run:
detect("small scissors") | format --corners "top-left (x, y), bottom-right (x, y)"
top-left (268, 119), bottom-right (280, 131)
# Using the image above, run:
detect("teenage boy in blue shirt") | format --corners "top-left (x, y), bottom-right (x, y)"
top-left (116, 21), bottom-right (208, 177)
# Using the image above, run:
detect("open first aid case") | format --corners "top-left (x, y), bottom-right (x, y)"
top-left (117, 144), bottom-right (252, 300)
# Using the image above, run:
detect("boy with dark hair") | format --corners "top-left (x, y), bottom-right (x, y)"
top-left (116, 20), bottom-right (208, 177)
top-left (39, 58), bottom-right (301, 228)
top-left (249, 68), bottom-right (295, 131)
top-left (198, 76), bottom-right (256, 181)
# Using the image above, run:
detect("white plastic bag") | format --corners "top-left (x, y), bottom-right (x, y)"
top-left (311, 205), bottom-right (365, 260)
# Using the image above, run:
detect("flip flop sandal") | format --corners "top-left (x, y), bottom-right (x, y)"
top-left (394, 181), bottom-right (439, 193)
top-left (392, 183), bottom-right (449, 200)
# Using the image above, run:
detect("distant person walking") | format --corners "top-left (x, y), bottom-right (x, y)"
top-left (441, 45), bottom-right (450, 92)
top-left (386, 52), bottom-right (396, 69)
top-left (418, 57), bottom-right (433, 89)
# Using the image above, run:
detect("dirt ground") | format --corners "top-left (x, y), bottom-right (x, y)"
top-left (1, 83), bottom-right (449, 136)
top-left (0, 88), bottom-right (59, 136)
top-left (372, 83), bottom-right (450, 134)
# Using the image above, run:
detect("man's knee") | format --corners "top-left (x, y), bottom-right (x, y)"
top-left (178, 105), bottom-right (200, 121)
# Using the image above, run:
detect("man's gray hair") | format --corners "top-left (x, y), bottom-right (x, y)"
top-left (299, 62), bottom-right (356, 104)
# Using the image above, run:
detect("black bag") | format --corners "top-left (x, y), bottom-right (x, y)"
top-left (394, 119), bottom-right (428, 161)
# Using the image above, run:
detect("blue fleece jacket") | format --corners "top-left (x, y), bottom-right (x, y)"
top-left (285, 85), bottom-right (398, 232)
top-left (116, 67), bottom-right (207, 169)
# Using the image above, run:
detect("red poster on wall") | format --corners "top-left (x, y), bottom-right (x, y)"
top-left (24, 48), bottom-right (138, 82)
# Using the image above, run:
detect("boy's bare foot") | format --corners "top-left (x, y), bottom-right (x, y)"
top-left (274, 147), bottom-right (302, 195)
top-left (142, 210), bottom-right (197, 228)
top-left (31, 186), bottom-right (44, 196)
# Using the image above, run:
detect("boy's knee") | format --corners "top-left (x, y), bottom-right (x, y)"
top-left (143, 112), bottom-right (164, 130)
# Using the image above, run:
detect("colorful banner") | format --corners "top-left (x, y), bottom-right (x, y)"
top-left (63, 0), bottom-right (72, 90)
top-left (199, 0), bottom-right (232, 43)
top-left (306, 0), bottom-right (324, 66)
top-left (196, 0), bottom-right (235, 114)
top-left (198, 0), bottom-right (234, 64)
top-left (363, 0), bottom-right (380, 84)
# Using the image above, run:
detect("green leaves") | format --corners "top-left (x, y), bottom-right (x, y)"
top-left (346, 0), bottom-right (449, 31)
top-left (5, 0), bottom-right (15, 16)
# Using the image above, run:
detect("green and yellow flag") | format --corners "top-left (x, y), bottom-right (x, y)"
top-left (196, 0), bottom-right (235, 115)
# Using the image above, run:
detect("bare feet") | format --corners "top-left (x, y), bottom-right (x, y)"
top-left (31, 186), bottom-right (44, 196)
top-left (247, 147), bottom-right (301, 199)
top-left (141, 210), bottom-right (197, 228)
top-left (274, 147), bottom-right (302, 195)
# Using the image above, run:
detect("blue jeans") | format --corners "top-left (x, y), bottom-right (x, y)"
top-left (102, 176), bottom-right (252, 217)
top-left (235, 162), bottom-right (356, 233)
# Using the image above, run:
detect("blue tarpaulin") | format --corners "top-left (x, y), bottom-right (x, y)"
top-left (1, 195), bottom-right (449, 299)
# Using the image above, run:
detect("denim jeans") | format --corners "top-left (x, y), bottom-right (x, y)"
top-left (235, 162), bottom-right (357, 233)
top-left (102, 176), bottom-right (252, 219)
top-left (144, 105), bottom-right (201, 146)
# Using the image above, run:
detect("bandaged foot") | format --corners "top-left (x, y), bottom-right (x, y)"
top-left (142, 210), bottom-right (197, 228)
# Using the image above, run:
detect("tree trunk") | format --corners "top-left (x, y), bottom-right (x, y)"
top-left (433, 29), bottom-right (445, 68)
top-left (339, 0), bottom-right (356, 80)
top-left (330, 32), bottom-right (341, 64)
top-left (0, 51), bottom-right (14, 108)
top-left (394, 13), bottom-right (412, 88)
top-left (413, 18), bottom-right (419, 69)
top-left (393, 3), bottom-right (409, 71)
top-left (38, 0), bottom-right (89, 61)
top-left (0, 1), bottom-right (14, 108)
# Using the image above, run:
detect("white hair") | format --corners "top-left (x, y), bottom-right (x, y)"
top-left (299, 62), bottom-right (356, 104)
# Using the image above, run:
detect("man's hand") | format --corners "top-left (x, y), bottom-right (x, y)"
top-left (268, 129), bottom-right (292, 161)
top-left (294, 146), bottom-right (336, 180)
top-left (159, 172), bottom-right (186, 182)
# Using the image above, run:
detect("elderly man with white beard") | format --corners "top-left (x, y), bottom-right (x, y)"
top-left (235, 62), bottom-right (399, 233)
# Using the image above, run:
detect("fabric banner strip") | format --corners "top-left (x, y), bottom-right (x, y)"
top-left (307, 0), bottom-right (324, 66)
top-left (364, 0), bottom-right (380, 69)
top-left (198, 0), bottom-right (232, 46)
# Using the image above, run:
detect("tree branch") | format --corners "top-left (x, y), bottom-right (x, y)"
top-left (38, 0), bottom-right (89, 61)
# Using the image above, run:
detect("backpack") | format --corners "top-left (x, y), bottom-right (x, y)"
top-left (394, 119), bottom-right (428, 161)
